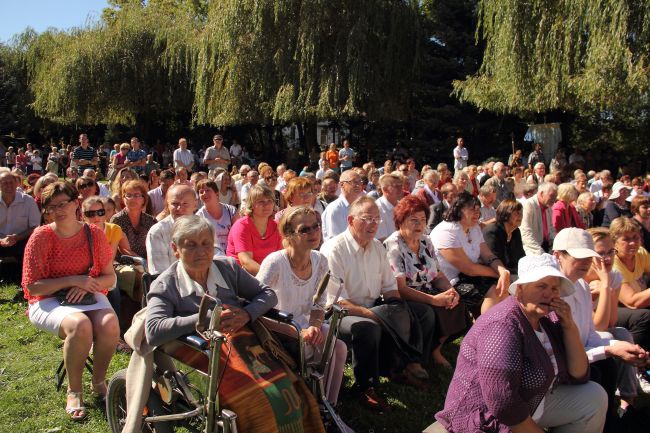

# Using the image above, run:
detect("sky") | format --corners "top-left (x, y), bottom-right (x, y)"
top-left (0, 0), bottom-right (109, 44)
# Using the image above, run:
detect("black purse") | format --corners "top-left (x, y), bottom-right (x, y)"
top-left (55, 224), bottom-right (97, 306)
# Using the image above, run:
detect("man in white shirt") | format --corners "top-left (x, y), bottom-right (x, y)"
top-left (147, 169), bottom-right (176, 217)
top-left (375, 173), bottom-right (403, 242)
top-left (146, 184), bottom-right (198, 274)
top-left (553, 228), bottom-right (648, 427)
top-left (173, 137), bottom-right (194, 172)
top-left (229, 139), bottom-right (243, 166)
top-left (321, 196), bottom-right (435, 411)
top-left (478, 185), bottom-right (497, 227)
top-left (0, 171), bottom-right (40, 279)
top-left (239, 170), bottom-right (259, 206)
top-left (453, 137), bottom-right (468, 172)
top-left (321, 169), bottom-right (364, 241)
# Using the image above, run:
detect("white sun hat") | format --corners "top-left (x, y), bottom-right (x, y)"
top-left (508, 253), bottom-right (575, 297)
top-left (552, 227), bottom-right (601, 259)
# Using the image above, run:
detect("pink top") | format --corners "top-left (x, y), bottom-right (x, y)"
top-left (552, 200), bottom-right (586, 232)
top-left (22, 224), bottom-right (113, 304)
top-left (226, 216), bottom-right (283, 266)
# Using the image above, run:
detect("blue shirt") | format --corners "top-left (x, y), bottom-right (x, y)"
top-left (127, 149), bottom-right (147, 172)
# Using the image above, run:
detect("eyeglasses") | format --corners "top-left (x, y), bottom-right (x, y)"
top-left (295, 222), bottom-right (321, 235)
top-left (124, 193), bottom-right (144, 199)
top-left (44, 199), bottom-right (72, 214)
top-left (84, 209), bottom-right (106, 218)
top-left (356, 216), bottom-right (381, 225)
top-left (265, 176), bottom-right (278, 181)
top-left (341, 180), bottom-right (363, 187)
top-left (599, 249), bottom-right (617, 258)
top-left (78, 182), bottom-right (94, 190)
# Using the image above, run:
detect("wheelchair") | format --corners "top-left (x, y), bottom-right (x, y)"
top-left (105, 276), bottom-right (349, 433)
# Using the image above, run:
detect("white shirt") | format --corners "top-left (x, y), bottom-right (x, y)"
top-left (176, 261), bottom-right (229, 298)
top-left (320, 228), bottom-right (398, 307)
top-left (430, 221), bottom-right (484, 285)
top-left (173, 148), bottom-right (194, 169)
top-left (146, 215), bottom-right (177, 274)
top-left (256, 250), bottom-right (329, 328)
top-left (563, 278), bottom-right (617, 363)
top-left (453, 146), bottom-right (468, 170)
top-left (147, 186), bottom-right (165, 216)
top-left (229, 143), bottom-right (242, 158)
top-left (98, 182), bottom-right (110, 197)
top-left (375, 196), bottom-right (396, 241)
top-left (240, 182), bottom-right (254, 205)
top-left (320, 195), bottom-right (351, 241)
top-left (0, 191), bottom-right (40, 237)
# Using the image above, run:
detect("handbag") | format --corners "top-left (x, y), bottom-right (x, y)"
top-left (55, 224), bottom-right (97, 306)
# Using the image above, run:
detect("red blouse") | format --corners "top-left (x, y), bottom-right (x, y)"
top-left (22, 224), bottom-right (113, 304)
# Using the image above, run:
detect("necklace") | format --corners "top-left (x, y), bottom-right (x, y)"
top-left (464, 228), bottom-right (472, 244)
top-left (288, 253), bottom-right (311, 272)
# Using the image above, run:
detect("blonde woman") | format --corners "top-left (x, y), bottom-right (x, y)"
top-left (257, 206), bottom-right (347, 405)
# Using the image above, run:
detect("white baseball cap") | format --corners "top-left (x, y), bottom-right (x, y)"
top-left (508, 254), bottom-right (575, 297)
top-left (552, 227), bottom-right (601, 259)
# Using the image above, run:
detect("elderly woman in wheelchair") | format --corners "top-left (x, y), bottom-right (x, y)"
top-left (107, 215), bottom-right (326, 433)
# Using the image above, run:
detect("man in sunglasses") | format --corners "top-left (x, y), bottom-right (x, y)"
top-left (321, 196), bottom-right (435, 411)
top-left (203, 134), bottom-right (231, 179)
top-left (0, 170), bottom-right (40, 282)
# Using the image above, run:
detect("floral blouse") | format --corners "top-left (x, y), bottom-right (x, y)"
top-left (384, 231), bottom-right (441, 295)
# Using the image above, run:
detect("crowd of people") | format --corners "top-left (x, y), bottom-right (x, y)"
top-left (1, 132), bottom-right (650, 432)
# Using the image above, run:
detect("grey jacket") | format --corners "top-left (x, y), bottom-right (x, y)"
top-left (145, 258), bottom-right (277, 347)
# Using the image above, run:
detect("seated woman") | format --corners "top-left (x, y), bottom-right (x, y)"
top-left (631, 195), bottom-right (650, 251)
top-left (145, 215), bottom-right (325, 433)
top-left (274, 177), bottom-right (316, 222)
top-left (552, 183), bottom-right (585, 232)
top-left (195, 179), bottom-right (238, 257)
top-left (226, 185), bottom-right (283, 276)
top-left (110, 167), bottom-right (138, 211)
top-left (22, 182), bottom-right (119, 421)
top-left (576, 191), bottom-right (596, 229)
top-left (611, 217), bottom-right (650, 351)
top-left (436, 254), bottom-right (607, 433)
top-left (584, 227), bottom-right (643, 406)
top-left (215, 171), bottom-right (240, 207)
top-left (429, 192), bottom-right (510, 315)
top-left (257, 206), bottom-right (347, 405)
top-left (384, 195), bottom-right (468, 369)
top-left (482, 199), bottom-right (525, 278)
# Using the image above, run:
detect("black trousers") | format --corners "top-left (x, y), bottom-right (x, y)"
top-left (616, 306), bottom-right (650, 351)
top-left (590, 358), bottom-right (621, 433)
top-left (337, 300), bottom-right (436, 390)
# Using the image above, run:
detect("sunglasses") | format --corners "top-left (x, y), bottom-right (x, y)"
top-left (78, 182), bottom-right (94, 189)
top-left (84, 209), bottom-right (106, 218)
top-left (295, 222), bottom-right (321, 235)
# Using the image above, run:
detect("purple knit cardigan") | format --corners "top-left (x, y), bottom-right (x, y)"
top-left (435, 296), bottom-right (588, 433)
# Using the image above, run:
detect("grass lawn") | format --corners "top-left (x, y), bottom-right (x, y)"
top-left (3, 282), bottom-right (647, 433)
top-left (0, 283), bottom-right (456, 432)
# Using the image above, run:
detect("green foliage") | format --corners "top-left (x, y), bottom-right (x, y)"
top-left (454, 0), bottom-right (650, 115)
top-left (168, 0), bottom-right (423, 126)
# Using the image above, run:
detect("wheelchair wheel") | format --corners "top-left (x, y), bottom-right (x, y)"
top-left (106, 368), bottom-right (173, 433)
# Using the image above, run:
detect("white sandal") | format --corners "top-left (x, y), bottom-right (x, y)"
top-left (66, 390), bottom-right (87, 421)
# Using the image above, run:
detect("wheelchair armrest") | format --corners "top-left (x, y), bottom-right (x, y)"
top-left (264, 308), bottom-right (294, 324)
top-left (179, 334), bottom-right (209, 351)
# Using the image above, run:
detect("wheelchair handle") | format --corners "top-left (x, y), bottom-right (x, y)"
top-left (312, 271), bottom-right (330, 307)
top-left (196, 294), bottom-right (222, 334)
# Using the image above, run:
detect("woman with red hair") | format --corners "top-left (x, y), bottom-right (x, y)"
top-left (384, 195), bottom-right (468, 369)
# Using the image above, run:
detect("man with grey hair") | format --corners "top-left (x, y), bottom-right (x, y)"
top-left (478, 185), bottom-right (497, 227)
top-left (321, 169), bottom-right (364, 241)
top-left (375, 173), bottom-right (404, 241)
top-left (146, 184), bottom-right (199, 274)
top-left (83, 168), bottom-right (110, 197)
top-left (520, 182), bottom-right (558, 255)
top-left (483, 161), bottom-right (513, 206)
top-left (321, 196), bottom-right (435, 411)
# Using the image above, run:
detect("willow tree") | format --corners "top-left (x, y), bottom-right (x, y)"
top-left (453, 0), bottom-right (650, 114)
top-left (24, 5), bottom-right (194, 126)
top-left (165, 0), bottom-right (423, 126)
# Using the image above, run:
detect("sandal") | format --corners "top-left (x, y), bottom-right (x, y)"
top-left (66, 390), bottom-right (87, 421)
top-left (92, 380), bottom-right (108, 402)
